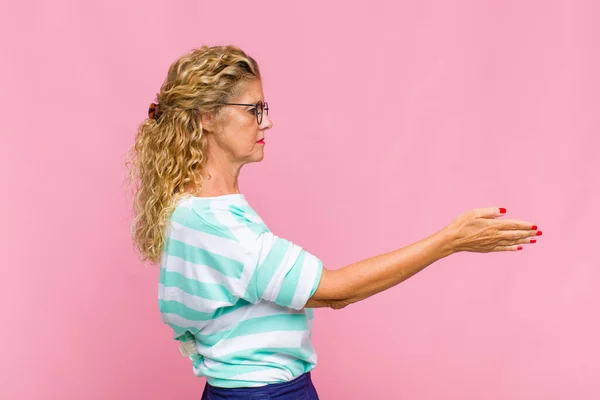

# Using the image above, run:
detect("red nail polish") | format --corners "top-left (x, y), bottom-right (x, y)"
top-left (517, 245), bottom-right (523, 250)
top-left (536, 231), bottom-right (542, 236)
top-left (499, 208), bottom-right (506, 214)
top-left (531, 225), bottom-right (538, 230)
top-left (530, 239), bottom-right (536, 243)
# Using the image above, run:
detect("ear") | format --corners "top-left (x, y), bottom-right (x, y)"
top-left (200, 112), bottom-right (217, 133)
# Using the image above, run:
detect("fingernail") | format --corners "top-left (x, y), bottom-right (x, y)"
top-left (536, 231), bottom-right (543, 236)
top-left (530, 239), bottom-right (537, 243)
top-left (499, 208), bottom-right (507, 214)
top-left (531, 225), bottom-right (538, 230)
top-left (517, 245), bottom-right (523, 250)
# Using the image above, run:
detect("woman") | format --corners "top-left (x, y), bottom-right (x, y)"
top-left (126, 45), bottom-right (541, 400)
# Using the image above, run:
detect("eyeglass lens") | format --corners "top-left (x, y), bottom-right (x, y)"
top-left (257, 101), bottom-right (269, 124)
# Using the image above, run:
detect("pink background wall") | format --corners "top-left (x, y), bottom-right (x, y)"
top-left (2, 0), bottom-right (599, 399)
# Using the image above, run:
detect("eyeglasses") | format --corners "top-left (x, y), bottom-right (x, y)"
top-left (217, 101), bottom-right (269, 125)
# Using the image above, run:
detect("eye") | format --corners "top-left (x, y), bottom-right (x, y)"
top-left (248, 108), bottom-right (256, 115)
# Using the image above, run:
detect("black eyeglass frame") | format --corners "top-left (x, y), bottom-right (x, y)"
top-left (217, 101), bottom-right (269, 125)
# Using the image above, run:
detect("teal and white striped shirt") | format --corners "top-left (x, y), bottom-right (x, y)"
top-left (158, 194), bottom-right (324, 388)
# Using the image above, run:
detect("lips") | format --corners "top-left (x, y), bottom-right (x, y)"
top-left (256, 139), bottom-right (265, 144)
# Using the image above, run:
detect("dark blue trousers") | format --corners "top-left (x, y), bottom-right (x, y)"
top-left (201, 372), bottom-right (319, 400)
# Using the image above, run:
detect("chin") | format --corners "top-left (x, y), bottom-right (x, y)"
top-left (247, 153), bottom-right (265, 163)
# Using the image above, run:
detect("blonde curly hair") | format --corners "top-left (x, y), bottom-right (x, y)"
top-left (125, 45), bottom-right (261, 264)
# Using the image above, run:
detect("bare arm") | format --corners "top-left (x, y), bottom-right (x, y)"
top-left (305, 229), bottom-right (454, 309)
top-left (305, 207), bottom-right (540, 309)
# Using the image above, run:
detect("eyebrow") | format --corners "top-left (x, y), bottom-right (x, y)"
top-left (236, 99), bottom-right (264, 107)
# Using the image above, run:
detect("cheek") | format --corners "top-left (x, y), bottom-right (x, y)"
top-left (228, 134), bottom-right (257, 154)
top-left (221, 118), bottom-right (258, 153)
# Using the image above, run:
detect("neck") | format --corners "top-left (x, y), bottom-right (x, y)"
top-left (191, 153), bottom-right (243, 198)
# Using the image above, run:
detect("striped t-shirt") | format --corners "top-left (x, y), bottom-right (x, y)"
top-left (158, 193), bottom-right (324, 388)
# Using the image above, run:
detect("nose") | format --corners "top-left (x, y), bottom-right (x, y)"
top-left (260, 112), bottom-right (273, 130)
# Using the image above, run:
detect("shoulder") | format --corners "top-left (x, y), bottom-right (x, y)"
top-left (162, 197), bottom-right (250, 277)
top-left (167, 195), bottom-right (269, 245)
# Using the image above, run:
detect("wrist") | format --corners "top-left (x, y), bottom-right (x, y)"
top-left (435, 227), bottom-right (459, 257)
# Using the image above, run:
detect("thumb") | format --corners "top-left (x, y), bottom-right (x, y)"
top-left (477, 207), bottom-right (507, 219)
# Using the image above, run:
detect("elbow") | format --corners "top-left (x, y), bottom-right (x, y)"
top-left (330, 298), bottom-right (353, 310)
top-left (307, 267), bottom-right (356, 310)
top-left (330, 301), bottom-right (347, 310)
top-left (304, 296), bottom-right (353, 310)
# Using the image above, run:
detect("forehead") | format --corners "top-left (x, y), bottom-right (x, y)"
top-left (233, 78), bottom-right (264, 103)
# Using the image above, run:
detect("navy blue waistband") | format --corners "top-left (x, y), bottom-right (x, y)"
top-left (203, 372), bottom-right (314, 399)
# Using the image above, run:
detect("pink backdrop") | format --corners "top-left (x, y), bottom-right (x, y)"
top-left (2, 0), bottom-right (599, 399)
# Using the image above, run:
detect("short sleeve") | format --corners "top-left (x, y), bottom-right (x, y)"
top-left (242, 230), bottom-right (324, 310)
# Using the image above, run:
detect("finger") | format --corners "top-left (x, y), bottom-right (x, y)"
top-left (495, 219), bottom-right (539, 232)
top-left (498, 228), bottom-right (541, 240)
top-left (497, 236), bottom-right (538, 246)
top-left (493, 244), bottom-right (523, 252)
top-left (476, 207), bottom-right (507, 219)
